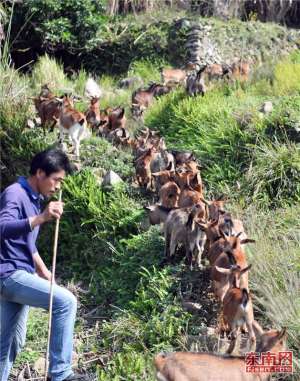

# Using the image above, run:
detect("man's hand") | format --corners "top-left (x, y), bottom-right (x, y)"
top-left (33, 252), bottom-right (55, 282)
top-left (29, 201), bottom-right (64, 228)
top-left (37, 267), bottom-right (53, 282)
top-left (41, 201), bottom-right (64, 222)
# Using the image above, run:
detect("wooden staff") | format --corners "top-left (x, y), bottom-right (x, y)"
top-left (44, 189), bottom-right (62, 381)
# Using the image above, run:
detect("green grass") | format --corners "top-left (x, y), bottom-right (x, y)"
top-left (244, 205), bottom-right (300, 376)
top-left (31, 54), bottom-right (72, 94)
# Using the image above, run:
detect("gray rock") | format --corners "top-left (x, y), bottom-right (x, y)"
top-left (102, 170), bottom-right (123, 187)
top-left (26, 119), bottom-right (35, 129)
top-left (260, 101), bottom-right (273, 114)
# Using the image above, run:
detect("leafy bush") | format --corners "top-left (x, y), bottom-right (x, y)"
top-left (11, 0), bottom-right (107, 52)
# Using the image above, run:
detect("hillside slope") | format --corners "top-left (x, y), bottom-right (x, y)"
top-left (1, 15), bottom-right (300, 381)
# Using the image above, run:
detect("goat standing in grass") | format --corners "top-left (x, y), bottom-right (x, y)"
top-left (186, 66), bottom-right (207, 97)
top-left (56, 95), bottom-right (87, 160)
top-left (154, 328), bottom-right (287, 381)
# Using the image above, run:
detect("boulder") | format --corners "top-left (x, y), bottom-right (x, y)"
top-left (260, 101), bottom-right (273, 114)
top-left (102, 170), bottom-right (123, 187)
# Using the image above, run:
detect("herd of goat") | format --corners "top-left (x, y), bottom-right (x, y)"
top-left (31, 62), bottom-right (288, 381)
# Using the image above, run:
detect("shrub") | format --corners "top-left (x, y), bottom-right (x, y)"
top-left (11, 0), bottom-right (107, 52)
top-left (0, 65), bottom-right (52, 189)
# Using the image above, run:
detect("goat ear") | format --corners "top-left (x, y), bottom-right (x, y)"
top-left (144, 205), bottom-right (155, 211)
top-left (195, 220), bottom-right (207, 231)
top-left (241, 264), bottom-right (252, 274)
top-left (186, 210), bottom-right (196, 228)
top-left (200, 197), bottom-right (210, 206)
top-left (231, 238), bottom-right (238, 250)
top-left (210, 218), bottom-right (219, 227)
top-left (225, 251), bottom-right (236, 266)
top-left (166, 161), bottom-right (173, 171)
top-left (219, 228), bottom-right (227, 240)
top-left (240, 239), bottom-right (256, 244)
top-left (118, 108), bottom-right (125, 118)
top-left (278, 327), bottom-right (287, 340)
top-left (152, 172), bottom-right (162, 177)
top-left (55, 97), bottom-right (64, 103)
top-left (215, 266), bottom-right (231, 274)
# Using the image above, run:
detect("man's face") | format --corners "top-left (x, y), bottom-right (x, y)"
top-left (36, 169), bottom-right (66, 198)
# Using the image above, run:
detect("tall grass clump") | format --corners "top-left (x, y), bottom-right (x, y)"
top-left (273, 58), bottom-right (300, 96)
top-left (0, 8), bottom-right (50, 189)
top-left (31, 54), bottom-right (71, 92)
top-left (39, 169), bottom-right (144, 284)
top-left (262, 96), bottom-right (300, 143)
top-left (245, 206), bottom-right (300, 378)
top-left (128, 59), bottom-right (166, 85)
top-left (73, 68), bottom-right (88, 96)
top-left (244, 141), bottom-right (300, 207)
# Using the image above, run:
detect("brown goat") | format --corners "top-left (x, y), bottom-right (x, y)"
top-left (135, 147), bottom-right (156, 190)
top-left (152, 170), bottom-right (176, 191)
top-left (196, 218), bottom-right (221, 259)
top-left (85, 97), bottom-right (100, 130)
top-left (159, 181), bottom-right (181, 209)
top-left (109, 107), bottom-right (126, 130)
top-left (178, 187), bottom-right (203, 209)
top-left (161, 68), bottom-right (186, 86)
top-left (132, 83), bottom-right (170, 118)
top-left (154, 328), bottom-right (287, 381)
top-left (221, 283), bottom-right (257, 354)
top-left (231, 60), bottom-right (250, 82)
top-left (32, 96), bottom-right (62, 134)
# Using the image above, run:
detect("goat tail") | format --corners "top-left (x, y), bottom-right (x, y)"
top-left (241, 288), bottom-right (249, 308)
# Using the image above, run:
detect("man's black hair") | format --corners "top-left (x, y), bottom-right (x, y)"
top-left (29, 148), bottom-right (73, 176)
